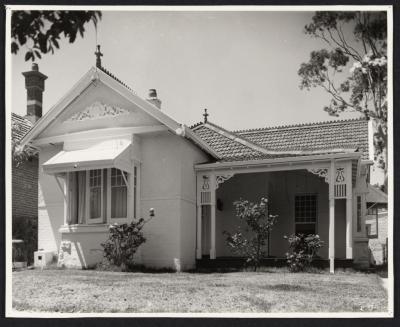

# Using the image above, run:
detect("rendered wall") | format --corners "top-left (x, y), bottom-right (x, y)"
top-left (138, 133), bottom-right (207, 270)
top-left (179, 139), bottom-right (210, 270)
top-left (37, 144), bottom-right (64, 253)
top-left (214, 170), bottom-right (347, 259)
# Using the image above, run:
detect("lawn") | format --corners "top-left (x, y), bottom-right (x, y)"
top-left (12, 268), bottom-right (388, 313)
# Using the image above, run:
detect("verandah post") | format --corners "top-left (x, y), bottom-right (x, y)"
top-left (345, 161), bottom-right (353, 259)
top-left (210, 173), bottom-right (216, 259)
top-left (196, 204), bottom-right (202, 259)
top-left (329, 159), bottom-right (335, 273)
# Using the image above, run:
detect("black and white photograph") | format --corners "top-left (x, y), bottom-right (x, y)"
top-left (5, 5), bottom-right (394, 317)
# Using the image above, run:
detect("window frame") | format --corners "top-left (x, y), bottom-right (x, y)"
top-left (66, 165), bottom-right (139, 226)
top-left (294, 193), bottom-right (318, 235)
top-left (86, 169), bottom-right (104, 224)
top-left (108, 168), bottom-right (130, 224)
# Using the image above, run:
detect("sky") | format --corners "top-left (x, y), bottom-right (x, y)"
top-left (11, 10), bottom-right (361, 131)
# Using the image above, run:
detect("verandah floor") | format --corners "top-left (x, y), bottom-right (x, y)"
top-left (11, 268), bottom-right (387, 314)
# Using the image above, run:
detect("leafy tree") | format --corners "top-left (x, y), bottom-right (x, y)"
top-left (11, 10), bottom-right (102, 61)
top-left (298, 12), bottom-right (388, 189)
top-left (224, 197), bottom-right (278, 271)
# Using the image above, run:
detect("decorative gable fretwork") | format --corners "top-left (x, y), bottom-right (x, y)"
top-left (307, 166), bottom-right (350, 199)
top-left (65, 101), bottom-right (130, 122)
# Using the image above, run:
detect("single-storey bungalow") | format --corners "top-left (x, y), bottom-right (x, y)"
top-left (20, 50), bottom-right (376, 273)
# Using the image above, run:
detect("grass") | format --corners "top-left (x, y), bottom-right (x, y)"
top-left (12, 268), bottom-right (388, 313)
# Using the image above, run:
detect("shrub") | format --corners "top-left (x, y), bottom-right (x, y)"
top-left (224, 197), bottom-right (278, 271)
top-left (12, 216), bottom-right (38, 265)
top-left (101, 218), bottom-right (150, 271)
top-left (284, 234), bottom-right (324, 272)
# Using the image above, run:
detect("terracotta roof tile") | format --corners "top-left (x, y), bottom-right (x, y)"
top-left (236, 118), bottom-right (369, 160)
top-left (192, 123), bottom-right (272, 161)
top-left (12, 113), bottom-right (33, 142)
top-left (191, 118), bottom-right (369, 162)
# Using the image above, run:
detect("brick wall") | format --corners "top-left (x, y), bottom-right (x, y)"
top-left (12, 157), bottom-right (38, 218)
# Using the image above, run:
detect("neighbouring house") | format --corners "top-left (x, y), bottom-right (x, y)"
top-left (366, 184), bottom-right (388, 266)
top-left (19, 48), bottom-right (377, 272)
top-left (12, 63), bottom-right (47, 265)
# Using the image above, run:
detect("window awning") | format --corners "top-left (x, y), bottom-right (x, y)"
top-left (43, 143), bottom-right (133, 175)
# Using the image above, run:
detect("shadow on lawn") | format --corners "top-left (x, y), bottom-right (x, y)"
top-left (262, 284), bottom-right (309, 292)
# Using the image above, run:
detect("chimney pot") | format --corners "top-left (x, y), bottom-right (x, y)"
top-left (32, 63), bottom-right (39, 71)
top-left (146, 89), bottom-right (161, 109)
top-left (148, 89), bottom-right (157, 98)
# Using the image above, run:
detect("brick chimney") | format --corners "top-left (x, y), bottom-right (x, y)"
top-left (22, 63), bottom-right (48, 124)
top-left (146, 89), bottom-right (161, 109)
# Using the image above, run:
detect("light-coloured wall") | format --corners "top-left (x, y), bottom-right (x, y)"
top-left (58, 226), bottom-right (109, 268)
top-left (214, 170), bottom-right (347, 259)
top-left (38, 144), bottom-right (64, 253)
top-left (138, 133), bottom-right (208, 270)
top-left (179, 139), bottom-right (210, 270)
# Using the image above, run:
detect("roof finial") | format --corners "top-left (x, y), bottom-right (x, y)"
top-left (95, 45), bottom-right (103, 68)
top-left (203, 108), bottom-right (209, 123)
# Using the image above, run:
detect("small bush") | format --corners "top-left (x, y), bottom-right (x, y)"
top-left (101, 218), bottom-right (150, 271)
top-left (12, 216), bottom-right (38, 265)
top-left (224, 197), bottom-right (278, 271)
top-left (285, 234), bottom-right (324, 272)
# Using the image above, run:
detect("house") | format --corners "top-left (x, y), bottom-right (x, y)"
top-left (11, 63), bottom-right (47, 265)
top-left (365, 184), bottom-right (388, 266)
top-left (20, 48), bottom-right (375, 272)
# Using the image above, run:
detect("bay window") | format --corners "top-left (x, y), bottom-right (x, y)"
top-left (65, 165), bottom-right (139, 226)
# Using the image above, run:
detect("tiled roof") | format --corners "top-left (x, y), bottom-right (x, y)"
top-left (236, 118), bottom-right (369, 160)
top-left (12, 113), bottom-right (33, 142)
top-left (192, 122), bottom-right (272, 161)
top-left (191, 118), bottom-right (369, 162)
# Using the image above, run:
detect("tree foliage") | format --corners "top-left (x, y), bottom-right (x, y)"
top-left (11, 10), bottom-right (102, 61)
top-left (224, 197), bottom-right (278, 271)
top-left (298, 11), bottom-right (388, 177)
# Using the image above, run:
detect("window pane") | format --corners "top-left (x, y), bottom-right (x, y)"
top-left (90, 187), bottom-right (101, 218)
top-left (111, 168), bottom-right (128, 218)
top-left (89, 169), bottom-right (102, 219)
top-left (295, 194), bottom-right (317, 235)
top-left (111, 186), bottom-right (127, 218)
top-left (133, 166), bottom-right (137, 219)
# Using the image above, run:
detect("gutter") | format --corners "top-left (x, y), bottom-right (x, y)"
top-left (195, 152), bottom-right (362, 171)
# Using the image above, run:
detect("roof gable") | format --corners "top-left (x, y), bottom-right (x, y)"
top-left (20, 68), bottom-right (177, 139)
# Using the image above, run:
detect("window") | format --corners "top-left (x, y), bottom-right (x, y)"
top-left (65, 165), bottom-right (140, 226)
top-left (111, 168), bottom-right (128, 219)
top-left (357, 196), bottom-right (362, 232)
top-left (133, 166), bottom-right (137, 219)
top-left (89, 169), bottom-right (103, 219)
top-left (295, 194), bottom-right (317, 235)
